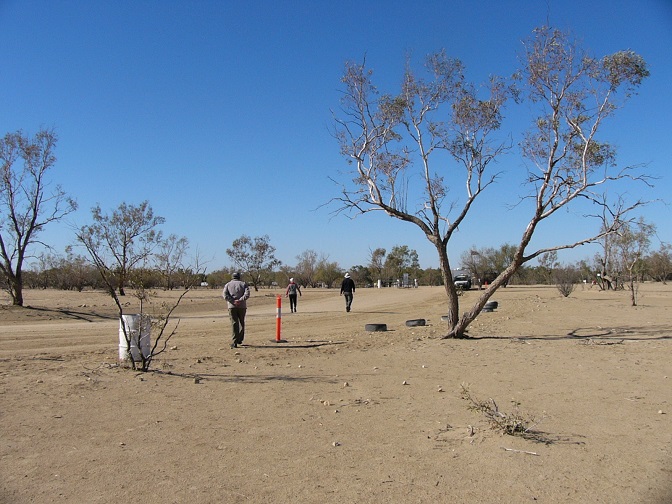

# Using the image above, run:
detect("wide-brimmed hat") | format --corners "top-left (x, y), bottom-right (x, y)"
top-left (344, 273), bottom-right (350, 278)
top-left (232, 272), bottom-right (241, 280)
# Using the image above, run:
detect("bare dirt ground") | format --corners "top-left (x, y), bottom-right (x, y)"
top-left (1, 283), bottom-right (671, 503)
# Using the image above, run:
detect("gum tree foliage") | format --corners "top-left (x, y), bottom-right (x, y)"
top-left (316, 256), bottom-right (343, 288)
top-left (277, 264), bottom-right (295, 285)
top-left (368, 247), bottom-right (386, 281)
top-left (76, 201), bottom-right (165, 296)
top-left (537, 250), bottom-right (559, 285)
top-left (204, 268), bottom-right (232, 289)
top-left (349, 264), bottom-right (373, 286)
top-left (331, 26), bottom-right (650, 338)
top-left (647, 243), bottom-right (672, 284)
top-left (594, 219), bottom-right (617, 290)
top-left (34, 250), bottom-right (95, 291)
top-left (155, 234), bottom-right (190, 290)
top-left (226, 234), bottom-right (281, 291)
top-left (295, 249), bottom-right (319, 287)
top-left (460, 244), bottom-right (520, 287)
top-left (384, 245), bottom-right (420, 281)
top-left (0, 129), bottom-right (77, 306)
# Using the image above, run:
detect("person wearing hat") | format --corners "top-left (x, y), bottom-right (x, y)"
top-left (222, 272), bottom-right (251, 348)
top-left (340, 272), bottom-right (356, 312)
top-left (285, 277), bottom-right (302, 313)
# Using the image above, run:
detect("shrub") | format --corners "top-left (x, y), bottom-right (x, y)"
top-left (554, 266), bottom-right (579, 297)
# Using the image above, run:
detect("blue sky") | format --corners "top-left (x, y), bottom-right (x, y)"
top-left (1, 0), bottom-right (670, 272)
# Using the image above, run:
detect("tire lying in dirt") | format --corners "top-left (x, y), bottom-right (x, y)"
top-left (365, 323), bottom-right (387, 332)
top-left (483, 301), bottom-right (498, 312)
top-left (405, 319), bottom-right (426, 327)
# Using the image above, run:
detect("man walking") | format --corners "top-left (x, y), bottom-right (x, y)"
top-left (222, 272), bottom-right (250, 348)
top-left (340, 272), bottom-right (356, 312)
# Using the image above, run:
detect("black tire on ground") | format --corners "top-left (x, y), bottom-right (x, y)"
top-left (405, 319), bottom-right (426, 327)
top-left (484, 301), bottom-right (498, 310)
top-left (365, 323), bottom-right (387, 332)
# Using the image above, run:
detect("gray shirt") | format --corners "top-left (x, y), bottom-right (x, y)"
top-left (222, 279), bottom-right (251, 309)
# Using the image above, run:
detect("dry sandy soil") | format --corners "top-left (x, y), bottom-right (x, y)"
top-left (1, 283), bottom-right (671, 503)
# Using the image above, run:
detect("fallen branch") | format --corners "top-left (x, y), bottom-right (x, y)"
top-left (502, 447), bottom-right (539, 456)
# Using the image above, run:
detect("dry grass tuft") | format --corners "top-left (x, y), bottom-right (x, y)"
top-left (460, 383), bottom-right (547, 441)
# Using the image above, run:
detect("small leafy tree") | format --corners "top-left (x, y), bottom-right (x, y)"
top-left (384, 245), bottom-right (420, 283)
top-left (349, 264), bottom-right (373, 286)
top-left (204, 268), bottom-right (231, 289)
top-left (277, 264), bottom-right (295, 285)
top-left (575, 259), bottom-right (595, 285)
top-left (226, 234), bottom-right (281, 291)
top-left (538, 251), bottom-right (559, 285)
top-left (554, 266), bottom-right (579, 297)
top-left (647, 243), bottom-right (672, 284)
top-left (316, 256), bottom-right (342, 288)
top-left (155, 234), bottom-right (190, 290)
top-left (368, 247), bottom-right (386, 283)
top-left (77, 201), bottom-right (164, 296)
top-left (593, 196), bottom-right (651, 291)
top-left (76, 202), bottom-right (202, 371)
top-left (0, 129), bottom-right (77, 305)
top-left (295, 249), bottom-right (319, 287)
top-left (460, 244), bottom-right (518, 288)
top-left (612, 218), bottom-right (655, 306)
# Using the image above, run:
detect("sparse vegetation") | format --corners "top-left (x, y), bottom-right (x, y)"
top-left (75, 201), bottom-right (204, 371)
top-left (461, 384), bottom-right (546, 440)
top-left (127, 285), bottom-right (191, 371)
top-left (554, 266), bottom-right (579, 297)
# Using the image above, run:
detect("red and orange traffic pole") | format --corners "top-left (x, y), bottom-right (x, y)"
top-left (275, 295), bottom-right (286, 343)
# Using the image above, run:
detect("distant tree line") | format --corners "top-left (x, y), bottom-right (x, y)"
top-left (23, 251), bottom-right (205, 292)
top-left (22, 233), bottom-right (671, 292)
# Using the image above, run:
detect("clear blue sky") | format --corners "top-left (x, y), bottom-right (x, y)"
top-left (1, 0), bottom-right (670, 272)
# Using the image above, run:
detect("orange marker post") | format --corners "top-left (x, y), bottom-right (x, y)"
top-left (275, 295), bottom-right (286, 343)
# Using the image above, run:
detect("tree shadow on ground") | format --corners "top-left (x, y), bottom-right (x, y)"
top-left (240, 341), bottom-right (347, 349)
top-left (18, 306), bottom-right (116, 322)
top-left (153, 369), bottom-right (340, 385)
top-left (471, 324), bottom-right (672, 341)
top-left (519, 430), bottom-right (587, 446)
top-left (147, 341), bottom-right (347, 383)
top-left (277, 310), bottom-right (400, 315)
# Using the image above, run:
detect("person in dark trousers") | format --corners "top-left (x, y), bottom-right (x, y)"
top-left (340, 273), bottom-right (356, 312)
top-left (285, 277), bottom-right (302, 313)
top-left (222, 272), bottom-right (251, 348)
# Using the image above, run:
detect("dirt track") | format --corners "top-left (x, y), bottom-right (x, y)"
top-left (1, 284), bottom-right (671, 503)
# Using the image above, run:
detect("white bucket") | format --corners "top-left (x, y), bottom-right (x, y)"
top-left (118, 314), bottom-right (151, 361)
